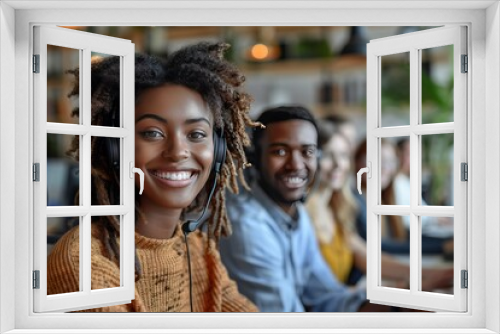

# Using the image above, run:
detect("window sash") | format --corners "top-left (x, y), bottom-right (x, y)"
top-left (32, 25), bottom-right (136, 313)
top-left (366, 25), bottom-right (467, 312)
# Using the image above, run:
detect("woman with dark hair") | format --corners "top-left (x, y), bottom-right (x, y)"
top-left (47, 42), bottom-right (259, 312)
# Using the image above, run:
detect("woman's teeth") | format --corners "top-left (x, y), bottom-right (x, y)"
top-left (152, 171), bottom-right (192, 181)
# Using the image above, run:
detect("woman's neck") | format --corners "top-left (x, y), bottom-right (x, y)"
top-left (136, 200), bottom-right (182, 239)
top-left (329, 188), bottom-right (341, 223)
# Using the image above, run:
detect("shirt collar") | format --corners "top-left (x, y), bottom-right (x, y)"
top-left (251, 181), bottom-right (301, 231)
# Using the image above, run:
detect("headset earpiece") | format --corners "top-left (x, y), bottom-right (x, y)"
top-left (103, 98), bottom-right (121, 173)
top-left (101, 101), bottom-right (121, 205)
top-left (106, 137), bottom-right (120, 171)
top-left (212, 127), bottom-right (226, 173)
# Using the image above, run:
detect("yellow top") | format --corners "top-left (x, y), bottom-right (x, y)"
top-left (318, 224), bottom-right (354, 284)
top-left (306, 189), bottom-right (354, 284)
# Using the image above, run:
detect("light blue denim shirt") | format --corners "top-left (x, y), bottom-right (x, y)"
top-left (219, 182), bottom-right (367, 312)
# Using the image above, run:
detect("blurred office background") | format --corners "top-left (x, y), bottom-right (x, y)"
top-left (47, 26), bottom-right (454, 252)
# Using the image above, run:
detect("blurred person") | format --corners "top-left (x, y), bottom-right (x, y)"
top-left (394, 138), bottom-right (454, 239)
top-left (354, 138), bottom-right (407, 243)
top-left (220, 106), bottom-right (393, 312)
top-left (323, 115), bottom-right (358, 151)
top-left (47, 43), bottom-right (258, 312)
top-left (306, 119), bottom-right (453, 290)
top-left (354, 139), bottom-right (452, 255)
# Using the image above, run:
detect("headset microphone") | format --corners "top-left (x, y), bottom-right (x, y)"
top-left (181, 128), bottom-right (226, 234)
top-left (181, 173), bottom-right (219, 233)
top-left (182, 128), bottom-right (226, 313)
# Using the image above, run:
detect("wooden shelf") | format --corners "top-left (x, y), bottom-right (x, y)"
top-left (240, 55), bottom-right (366, 75)
top-left (164, 26), bottom-right (341, 40)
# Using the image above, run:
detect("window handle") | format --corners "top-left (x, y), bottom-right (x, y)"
top-left (130, 162), bottom-right (144, 195)
top-left (357, 162), bottom-right (371, 195)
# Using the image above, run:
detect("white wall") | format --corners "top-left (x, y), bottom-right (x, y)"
top-left (0, 2), bottom-right (16, 333)
top-left (485, 2), bottom-right (500, 333)
top-left (1, 3), bottom-right (498, 332)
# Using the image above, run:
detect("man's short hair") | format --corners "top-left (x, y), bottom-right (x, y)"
top-left (251, 106), bottom-right (319, 167)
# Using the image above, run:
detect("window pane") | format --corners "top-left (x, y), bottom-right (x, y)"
top-left (381, 52), bottom-right (410, 127)
top-left (91, 52), bottom-right (121, 127)
top-left (47, 133), bottom-right (80, 206)
top-left (47, 217), bottom-right (80, 294)
top-left (421, 133), bottom-right (454, 206)
top-left (379, 138), bottom-right (402, 205)
top-left (421, 216), bottom-right (454, 295)
top-left (421, 45), bottom-right (454, 124)
top-left (47, 45), bottom-right (80, 124)
top-left (91, 216), bottom-right (121, 290)
top-left (91, 136), bottom-right (121, 205)
top-left (380, 215), bottom-right (410, 290)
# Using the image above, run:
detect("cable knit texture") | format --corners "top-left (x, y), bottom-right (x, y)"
top-left (47, 223), bottom-right (257, 312)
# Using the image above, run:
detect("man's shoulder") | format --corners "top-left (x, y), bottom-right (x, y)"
top-left (226, 189), bottom-right (274, 228)
top-left (226, 188), bottom-right (263, 213)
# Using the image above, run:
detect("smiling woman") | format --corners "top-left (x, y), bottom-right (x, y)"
top-left (46, 42), bottom-right (260, 312)
top-left (134, 85), bottom-right (215, 239)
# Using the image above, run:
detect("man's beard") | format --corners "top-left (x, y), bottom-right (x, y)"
top-left (257, 177), bottom-right (307, 207)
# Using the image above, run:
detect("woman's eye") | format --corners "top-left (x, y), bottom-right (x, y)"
top-left (141, 130), bottom-right (163, 139)
top-left (188, 131), bottom-right (207, 140)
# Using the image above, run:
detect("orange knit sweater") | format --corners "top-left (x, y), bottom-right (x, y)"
top-left (47, 223), bottom-right (257, 312)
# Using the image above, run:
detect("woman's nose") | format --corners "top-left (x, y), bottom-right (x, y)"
top-left (162, 134), bottom-right (189, 161)
top-left (331, 155), bottom-right (340, 169)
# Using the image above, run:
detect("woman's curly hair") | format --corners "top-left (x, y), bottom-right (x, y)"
top-left (66, 42), bottom-right (258, 279)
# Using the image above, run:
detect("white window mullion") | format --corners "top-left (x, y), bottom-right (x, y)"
top-left (373, 205), bottom-right (411, 215)
top-left (89, 126), bottom-right (129, 138)
top-left (413, 122), bottom-right (454, 135)
top-left (372, 126), bottom-right (411, 138)
top-left (121, 48), bottom-right (135, 293)
top-left (46, 206), bottom-right (129, 217)
top-left (413, 206), bottom-right (455, 217)
top-left (372, 205), bottom-right (455, 217)
top-left (409, 47), bottom-right (420, 295)
top-left (373, 123), bottom-right (454, 138)
top-left (365, 41), bottom-right (381, 298)
top-left (46, 123), bottom-right (129, 138)
top-left (81, 48), bottom-right (92, 295)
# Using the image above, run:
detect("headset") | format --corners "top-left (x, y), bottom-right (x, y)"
top-left (181, 128), bottom-right (226, 233)
top-left (103, 101), bottom-right (121, 204)
top-left (104, 97), bottom-right (121, 171)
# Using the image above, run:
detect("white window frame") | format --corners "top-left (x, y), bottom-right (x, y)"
top-left (33, 25), bottom-right (136, 313)
top-left (0, 1), bottom-right (499, 333)
top-left (365, 26), bottom-right (467, 312)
